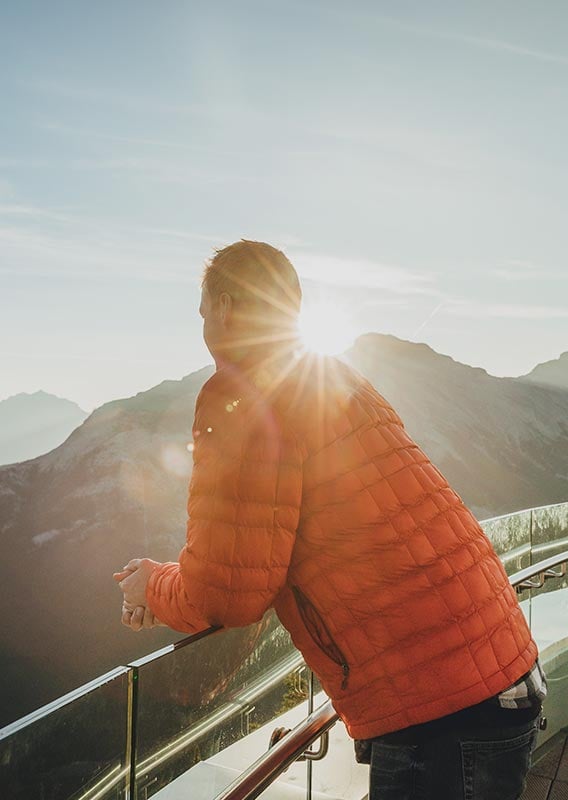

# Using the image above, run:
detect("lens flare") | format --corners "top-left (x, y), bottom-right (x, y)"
top-left (298, 301), bottom-right (356, 356)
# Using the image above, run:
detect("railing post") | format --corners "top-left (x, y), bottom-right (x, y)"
top-left (529, 508), bottom-right (534, 628)
top-left (306, 671), bottom-right (314, 800)
top-left (126, 667), bottom-right (139, 800)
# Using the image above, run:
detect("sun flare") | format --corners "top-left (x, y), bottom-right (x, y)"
top-left (298, 301), bottom-right (356, 356)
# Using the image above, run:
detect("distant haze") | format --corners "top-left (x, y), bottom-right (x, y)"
top-left (0, 391), bottom-right (87, 465)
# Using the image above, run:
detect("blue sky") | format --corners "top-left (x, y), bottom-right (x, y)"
top-left (1, 1), bottom-right (567, 410)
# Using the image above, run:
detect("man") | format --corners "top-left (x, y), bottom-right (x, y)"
top-left (115, 240), bottom-right (545, 799)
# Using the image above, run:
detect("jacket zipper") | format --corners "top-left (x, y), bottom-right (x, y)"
top-left (292, 586), bottom-right (350, 690)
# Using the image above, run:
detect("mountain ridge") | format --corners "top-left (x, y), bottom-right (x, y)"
top-left (1, 334), bottom-right (566, 726)
top-left (518, 349), bottom-right (568, 391)
top-left (0, 391), bottom-right (88, 467)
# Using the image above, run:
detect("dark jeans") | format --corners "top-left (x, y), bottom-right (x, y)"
top-left (369, 714), bottom-right (540, 800)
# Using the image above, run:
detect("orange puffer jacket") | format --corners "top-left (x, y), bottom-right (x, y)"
top-left (147, 354), bottom-right (537, 739)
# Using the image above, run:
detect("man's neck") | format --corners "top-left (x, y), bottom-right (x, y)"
top-left (215, 333), bottom-right (303, 371)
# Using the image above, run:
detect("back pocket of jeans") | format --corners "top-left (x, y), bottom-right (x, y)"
top-left (460, 725), bottom-right (538, 800)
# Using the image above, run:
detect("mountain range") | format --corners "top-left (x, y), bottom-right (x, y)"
top-left (0, 335), bottom-right (567, 727)
top-left (0, 391), bottom-right (87, 466)
top-left (347, 336), bottom-right (568, 520)
top-left (520, 350), bottom-right (568, 391)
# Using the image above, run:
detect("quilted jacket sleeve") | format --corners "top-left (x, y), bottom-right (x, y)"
top-left (146, 375), bottom-right (304, 633)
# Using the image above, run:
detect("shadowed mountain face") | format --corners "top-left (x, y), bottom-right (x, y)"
top-left (0, 391), bottom-right (88, 466)
top-left (519, 351), bottom-right (568, 391)
top-left (0, 366), bottom-right (214, 727)
top-left (345, 335), bottom-right (568, 522)
top-left (1, 336), bottom-right (567, 726)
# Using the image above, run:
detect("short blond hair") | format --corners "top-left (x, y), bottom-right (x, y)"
top-left (202, 240), bottom-right (302, 324)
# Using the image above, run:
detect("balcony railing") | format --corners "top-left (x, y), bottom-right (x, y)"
top-left (217, 548), bottom-right (568, 800)
top-left (1, 501), bottom-right (567, 800)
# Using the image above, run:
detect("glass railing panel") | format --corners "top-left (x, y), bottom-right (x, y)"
top-left (531, 584), bottom-right (568, 747)
top-left (531, 502), bottom-right (568, 563)
top-left (309, 691), bottom-right (367, 800)
top-left (187, 680), bottom-right (312, 800)
top-left (214, 684), bottom-right (316, 800)
top-left (481, 509), bottom-right (532, 577)
top-left (133, 611), bottom-right (308, 799)
top-left (3, 503), bottom-right (566, 800)
top-left (0, 666), bottom-right (131, 800)
top-left (525, 520), bottom-right (568, 748)
top-left (482, 509), bottom-right (533, 627)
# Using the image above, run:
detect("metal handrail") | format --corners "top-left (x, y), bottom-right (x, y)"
top-left (217, 550), bottom-right (568, 800)
top-left (216, 700), bottom-right (339, 800)
top-left (0, 666), bottom-right (130, 740)
top-left (509, 551), bottom-right (568, 592)
top-left (2, 529), bottom-right (566, 799)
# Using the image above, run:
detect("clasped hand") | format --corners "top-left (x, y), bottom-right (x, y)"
top-left (113, 558), bottom-right (165, 631)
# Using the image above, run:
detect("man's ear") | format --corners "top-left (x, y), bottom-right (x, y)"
top-left (218, 292), bottom-right (233, 327)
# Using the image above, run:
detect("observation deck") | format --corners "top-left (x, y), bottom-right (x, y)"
top-left (1, 501), bottom-right (567, 800)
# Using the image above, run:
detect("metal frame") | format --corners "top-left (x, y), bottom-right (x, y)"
top-left (0, 666), bottom-right (130, 740)
top-left (509, 551), bottom-right (568, 592)
top-left (217, 550), bottom-right (568, 800)
top-left (216, 701), bottom-right (338, 800)
top-left (2, 504), bottom-right (567, 800)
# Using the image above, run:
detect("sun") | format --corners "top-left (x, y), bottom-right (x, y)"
top-left (298, 300), bottom-right (357, 356)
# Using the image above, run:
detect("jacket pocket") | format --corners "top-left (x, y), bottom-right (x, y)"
top-left (292, 585), bottom-right (350, 690)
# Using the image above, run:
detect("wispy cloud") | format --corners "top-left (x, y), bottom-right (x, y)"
top-left (0, 350), bottom-right (168, 364)
top-left (1, 148), bottom-right (264, 188)
top-left (0, 204), bottom-right (73, 223)
top-left (0, 226), bottom-right (197, 283)
top-left (27, 78), bottom-right (202, 115)
top-left (144, 227), bottom-right (221, 244)
top-left (291, 251), bottom-right (441, 296)
top-left (29, 78), bottom-right (302, 135)
top-left (444, 301), bottom-right (568, 320)
top-left (38, 120), bottom-right (339, 169)
top-left (26, 75), bottom-right (484, 183)
top-left (0, 157), bottom-right (53, 169)
top-left (335, 10), bottom-right (568, 67)
top-left (318, 122), bottom-right (478, 173)
top-left (0, 209), bottom-right (221, 283)
top-left (40, 121), bottom-right (203, 152)
top-left (0, 154), bottom-right (172, 174)
top-left (442, 33), bottom-right (568, 66)
top-left (492, 261), bottom-right (567, 281)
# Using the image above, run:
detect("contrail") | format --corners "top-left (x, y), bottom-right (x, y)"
top-left (411, 301), bottom-right (445, 337)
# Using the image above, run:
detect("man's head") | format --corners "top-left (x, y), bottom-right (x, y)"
top-left (200, 240), bottom-right (302, 366)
